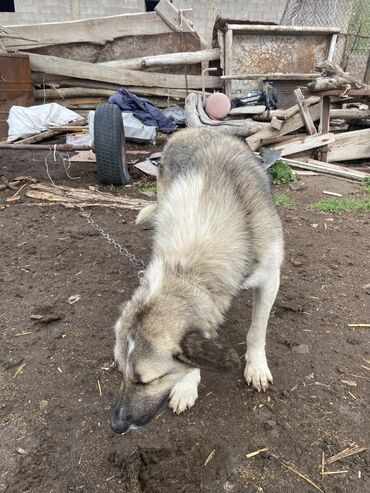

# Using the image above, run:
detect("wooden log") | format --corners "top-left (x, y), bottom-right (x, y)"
top-left (99, 48), bottom-right (220, 70)
top-left (26, 52), bottom-right (221, 90)
top-left (295, 88), bottom-right (317, 135)
top-left (4, 11), bottom-right (194, 49)
top-left (329, 109), bottom-right (370, 120)
top-left (33, 78), bottom-right (206, 99)
top-left (327, 128), bottom-right (370, 162)
top-left (284, 158), bottom-right (369, 181)
top-left (185, 93), bottom-right (263, 137)
top-left (0, 144), bottom-right (91, 151)
top-left (221, 73), bottom-right (320, 80)
top-left (273, 133), bottom-right (335, 157)
top-left (226, 25), bottom-right (340, 35)
top-left (246, 103), bottom-right (321, 151)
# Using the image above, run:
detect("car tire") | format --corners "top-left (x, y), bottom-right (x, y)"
top-left (94, 104), bottom-right (131, 186)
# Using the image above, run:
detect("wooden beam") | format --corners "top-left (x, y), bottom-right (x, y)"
top-left (295, 88), bottom-right (317, 135)
top-left (319, 95), bottom-right (331, 161)
top-left (285, 158), bottom-right (369, 181)
top-left (302, 88), bottom-right (370, 97)
top-left (225, 24), bottom-right (340, 35)
top-left (246, 103), bottom-right (321, 151)
top-left (221, 73), bottom-right (319, 80)
top-left (99, 48), bottom-right (220, 70)
top-left (329, 109), bottom-right (370, 120)
top-left (327, 33), bottom-right (338, 62)
top-left (26, 52), bottom-right (221, 90)
top-left (327, 128), bottom-right (370, 162)
top-left (155, 0), bottom-right (195, 33)
top-left (224, 29), bottom-right (233, 99)
top-left (229, 105), bottom-right (266, 115)
top-left (5, 11), bottom-right (194, 49)
top-left (273, 133), bottom-right (335, 156)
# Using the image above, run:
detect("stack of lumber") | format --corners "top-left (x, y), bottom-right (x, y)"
top-left (3, 0), bottom-right (221, 111)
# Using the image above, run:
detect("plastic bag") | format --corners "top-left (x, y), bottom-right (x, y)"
top-left (88, 110), bottom-right (156, 144)
top-left (7, 103), bottom-right (84, 142)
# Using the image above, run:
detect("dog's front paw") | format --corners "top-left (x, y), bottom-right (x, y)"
top-left (244, 354), bottom-right (273, 392)
top-left (169, 369), bottom-right (200, 414)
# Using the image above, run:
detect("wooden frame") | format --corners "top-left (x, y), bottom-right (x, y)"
top-left (221, 24), bottom-right (341, 99)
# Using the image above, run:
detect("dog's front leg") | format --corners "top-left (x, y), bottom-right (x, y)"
top-left (169, 369), bottom-right (201, 414)
top-left (244, 269), bottom-right (280, 391)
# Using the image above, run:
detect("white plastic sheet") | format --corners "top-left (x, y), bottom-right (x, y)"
top-left (88, 110), bottom-right (156, 144)
top-left (7, 103), bottom-right (84, 142)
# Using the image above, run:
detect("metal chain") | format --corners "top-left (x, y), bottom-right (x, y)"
top-left (44, 147), bottom-right (146, 269)
top-left (77, 205), bottom-right (146, 268)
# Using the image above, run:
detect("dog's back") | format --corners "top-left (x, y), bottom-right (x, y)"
top-left (149, 128), bottom-right (283, 311)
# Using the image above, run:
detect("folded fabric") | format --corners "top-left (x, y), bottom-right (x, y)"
top-left (108, 88), bottom-right (176, 134)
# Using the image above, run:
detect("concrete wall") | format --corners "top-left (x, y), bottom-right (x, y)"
top-left (2, 0), bottom-right (286, 43)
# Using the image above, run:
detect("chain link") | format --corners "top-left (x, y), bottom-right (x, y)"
top-left (77, 205), bottom-right (146, 268)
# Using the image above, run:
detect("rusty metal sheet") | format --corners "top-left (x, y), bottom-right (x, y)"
top-left (232, 34), bottom-right (330, 75)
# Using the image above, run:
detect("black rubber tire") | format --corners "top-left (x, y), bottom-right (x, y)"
top-left (94, 104), bottom-right (131, 186)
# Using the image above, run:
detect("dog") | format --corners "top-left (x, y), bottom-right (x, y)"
top-left (111, 128), bottom-right (283, 434)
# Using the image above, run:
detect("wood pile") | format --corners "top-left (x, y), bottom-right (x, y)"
top-left (3, 0), bottom-right (221, 112)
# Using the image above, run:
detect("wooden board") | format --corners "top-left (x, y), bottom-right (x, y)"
top-left (246, 103), bottom-right (321, 151)
top-left (273, 133), bottom-right (335, 156)
top-left (294, 88), bottom-right (317, 135)
top-left (4, 11), bottom-right (193, 50)
top-left (327, 128), bottom-right (370, 162)
top-left (26, 52), bottom-right (221, 90)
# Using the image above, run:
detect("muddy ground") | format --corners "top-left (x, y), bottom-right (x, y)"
top-left (0, 142), bottom-right (369, 493)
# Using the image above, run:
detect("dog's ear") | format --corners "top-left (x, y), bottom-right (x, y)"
top-left (176, 330), bottom-right (240, 373)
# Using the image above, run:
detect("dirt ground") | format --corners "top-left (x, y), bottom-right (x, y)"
top-left (0, 141), bottom-right (369, 493)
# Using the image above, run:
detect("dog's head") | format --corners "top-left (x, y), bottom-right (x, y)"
top-left (110, 290), bottom-right (240, 434)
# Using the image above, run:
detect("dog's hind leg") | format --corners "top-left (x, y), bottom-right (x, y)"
top-left (244, 266), bottom-right (280, 392)
top-left (168, 369), bottom-right (201, 414)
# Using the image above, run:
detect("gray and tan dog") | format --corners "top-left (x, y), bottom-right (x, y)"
top-left (111, 128), bottom-right (283, 434)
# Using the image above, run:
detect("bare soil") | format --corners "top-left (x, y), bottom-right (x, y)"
top-left (0, 143), bottom-right (369, 493)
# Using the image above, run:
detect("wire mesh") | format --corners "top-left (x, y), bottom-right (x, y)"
top-left (280, 0), bottom-right (370, 81)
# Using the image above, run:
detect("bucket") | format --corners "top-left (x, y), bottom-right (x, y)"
top-left (0, 53), bottom-right (34, 140)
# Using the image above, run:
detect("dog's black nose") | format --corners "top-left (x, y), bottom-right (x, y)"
top-left (110, 406), bottom-right (132, 434)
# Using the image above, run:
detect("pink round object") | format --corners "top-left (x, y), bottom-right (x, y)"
top-left (205, 92), bottom-right (231, 120)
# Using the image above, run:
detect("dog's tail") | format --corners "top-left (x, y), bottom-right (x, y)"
top-left (136, 203), bottom-right (157, 225)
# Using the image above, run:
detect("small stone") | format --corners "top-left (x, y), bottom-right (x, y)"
top-left (16, 447), bottom-right (28, 455)
top-left (0, 352), bottom-right (24, 370)
top-left (291, 258), bottom-right (303, 267)
top-left (291, 344), bottom-right (310, 354)
top-left (264, 420), bottom-right (276, 430)
top-left (39, 399), bottom-right (49, 411)
top-left (346, 336), bottom-right (360, 345)
top-left (289, 181), bottom-right (305, 191)
top-left (364, 283), bottom-right (370, 295)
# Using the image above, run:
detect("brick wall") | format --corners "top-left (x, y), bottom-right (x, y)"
top-left (0, 0), bottom-right (345, 46)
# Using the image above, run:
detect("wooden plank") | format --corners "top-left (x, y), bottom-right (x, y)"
top-left (217, 29), bottom-right (225, 70)
top-left (253, 96), bottom-right (321, 121)
top-left (273, 133), bottom-right (335, 156)
top-left (226, 25), bottom-right (341, 35)
top-left (11, 128), bottom-right (74, 145)
top-left (246, 103), bottom-right (321, 151)
top-left (26, 52), bottom-right (221, 90)
top-left (327, 128), bottom-right (370, 162)
top-left (319, 95), bottom-right (331, 161)
top-left (327, 34), bottom-right (338, 61)
top-left (302, 88), bottom-right (370, 97)
top-left (224, 29), bottom-right (233, 99)
top-left (155, 0), bottom-right (195, 33)
top-left (285, 158), bottom-right (369, 181)
top-left (100, 48), bottom-right (220, 70)
top-left (33, 78), bottom-right (205, 98)
top-left (271, 117), bottom-right (283, 130)
top-left (329, 109), bottom-right (370, 120)
top-left (221, 73), bottom-right (319, 80)
top-left (229, 105), bottom-right (266, 115)
top-left (5, 11), bottom-right (193, 49)
top-left (295, 88), bottom-right (317, 135)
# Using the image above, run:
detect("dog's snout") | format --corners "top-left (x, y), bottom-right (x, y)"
top-left (110, 405), bottom-right (132, 434)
